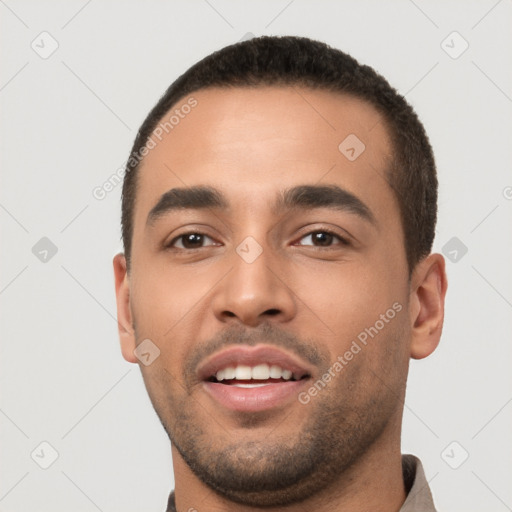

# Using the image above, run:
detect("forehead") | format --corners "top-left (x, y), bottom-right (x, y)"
top-left (135, 86), bottom-right (396, 223)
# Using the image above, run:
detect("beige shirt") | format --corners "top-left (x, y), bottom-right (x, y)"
top-left (400, 454), bottom-right (438, 511)
top-left (166, 454), bottom-right (437, 511)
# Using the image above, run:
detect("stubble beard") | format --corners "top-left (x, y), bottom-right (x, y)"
top-left (162, 374), bottom-right (400, 507)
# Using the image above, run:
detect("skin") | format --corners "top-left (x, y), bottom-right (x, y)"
top-left (113, 86), bottom-right (447, 512)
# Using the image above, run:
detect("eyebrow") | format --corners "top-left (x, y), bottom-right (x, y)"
top-left (146, 184), bottom-right (376, 226)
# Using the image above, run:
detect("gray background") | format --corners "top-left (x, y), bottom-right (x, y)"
top-left (1, 1), bottom-right (511, 511)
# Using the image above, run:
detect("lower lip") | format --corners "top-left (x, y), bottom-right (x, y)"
top-left (203, 380), bottom-right (308, 412)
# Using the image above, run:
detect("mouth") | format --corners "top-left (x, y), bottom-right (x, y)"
top-left (207, 363), bottom-right (307, 387)
top-left (198, 346), bottom-right (313, 412)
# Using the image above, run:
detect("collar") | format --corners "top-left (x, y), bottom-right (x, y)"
top-left (400, 454), bottom-right (437, 511)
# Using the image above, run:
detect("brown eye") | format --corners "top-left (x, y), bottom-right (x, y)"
top-left (298, 231), bottom-right (349, 247)
top-left (169, 233), bottom-right (217, 249)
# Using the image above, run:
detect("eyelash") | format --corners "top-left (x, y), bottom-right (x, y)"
top-left (166, 228), bottom-right (350, 250)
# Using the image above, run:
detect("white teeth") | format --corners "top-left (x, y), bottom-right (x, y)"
top-left (235, 365), bottom-right (252, 380)
top-left (252, 364), bottom-right (270, 379)
top-left (233, 383), bottom-right (271, 388)
top-left (215, 364), bottom-right (296, 382)
top-left (223, 367), bottom-right (236, 380)
top-left (282, 369), bottom-right (292, 380)
top-left (269, 365), bottom-right (283, 378)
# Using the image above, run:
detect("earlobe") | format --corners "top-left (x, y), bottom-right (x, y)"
top-left (113, 253), bottom-right (138, 364)
top-left (409, 253), bottom-right (448, 360)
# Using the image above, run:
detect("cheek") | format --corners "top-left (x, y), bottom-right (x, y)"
top-left (131, 261), bottom-right (209, 333)
top-left (326, 310), bottom-right (409, 409)
top-left (291, 259), bottom-right (403, 343)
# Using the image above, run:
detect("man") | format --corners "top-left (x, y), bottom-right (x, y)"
top-left (113, 35), bottom-right (447, 511)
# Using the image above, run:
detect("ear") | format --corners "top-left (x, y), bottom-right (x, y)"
top-left (409, 253), bottom-right (448, 360)
top-left (113, 253), bottom-right (138, 363)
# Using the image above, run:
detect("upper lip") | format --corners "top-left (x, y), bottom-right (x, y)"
top-left (197, 345), bottom-right (313, 381)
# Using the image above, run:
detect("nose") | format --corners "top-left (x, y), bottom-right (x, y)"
top-left (211, 242), bottom-right (297, 328)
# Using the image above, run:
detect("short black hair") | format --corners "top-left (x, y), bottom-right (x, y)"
top-left (121, 35), bottom-right (437, 274)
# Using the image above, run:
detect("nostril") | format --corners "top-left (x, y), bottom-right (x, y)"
top-left (265, 309), bottom-right (280, 316)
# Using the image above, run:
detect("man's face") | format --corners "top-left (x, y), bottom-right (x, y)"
top-left (121, 87), bottom-right (414, 506)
